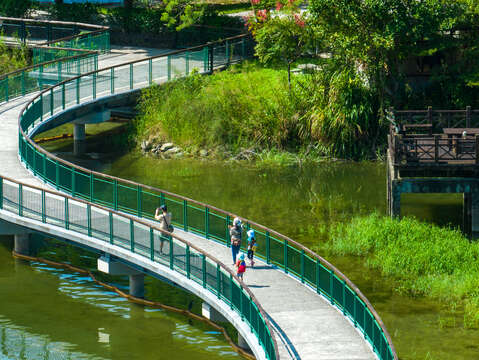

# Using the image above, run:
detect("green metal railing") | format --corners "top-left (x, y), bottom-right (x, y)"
top-left (0, 16), bottom-right (109, 51)
top-left (0, 174), bottom-right (278, 360)
top-left (0, 17), bottom-right (109, 104)
top-left (7, 16), bottom-right (397, 360)
top-left (0, 50), bottom-right (98, 104)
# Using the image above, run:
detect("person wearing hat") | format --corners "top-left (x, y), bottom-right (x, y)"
top-left (229, 217), bottom-right (243, 265)
top-left (155, 205), bottom-right (173, 254)
top-left (235, 253), bottom-right (246, 280)
top-left (247, 229), bottom-right (256, 267)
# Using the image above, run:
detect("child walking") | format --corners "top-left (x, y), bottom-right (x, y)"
top-left (235, 253), bottom-right (247, 280)
top-left (247, 229), bottom-right (256, 267)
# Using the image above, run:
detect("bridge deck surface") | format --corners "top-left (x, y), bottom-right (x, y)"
top-left (0, 47), bottom-right (376, 360)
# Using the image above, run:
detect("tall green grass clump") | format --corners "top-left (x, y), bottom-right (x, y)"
top-left (134, 62), bottom-right (303, 153)
top-left (328, 213), bottom-right (479, 328)
top-left (133, 61), bottom-right (383, 160)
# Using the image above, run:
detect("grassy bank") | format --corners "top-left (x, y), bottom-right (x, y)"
top-left (327, 214), bottom-right (479, 328)
top-left (132, 61), bottom-right (381, 162)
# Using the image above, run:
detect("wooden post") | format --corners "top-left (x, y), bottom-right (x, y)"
top-left (466, 106), bottom-right (471, 128)
top-left (427, 106), bottom-right (433, 125)
top-left (434, 135), bottom-right (439, 163)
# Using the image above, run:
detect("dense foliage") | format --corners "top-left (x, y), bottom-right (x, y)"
top-left (328, 214), bottom-right (479, 328)
top-left (0, 37), bottom-right (29, 76)
top-left (0, 0), bottom-right (31, 18)
top-left (244, 0), bottom-right (479, 158)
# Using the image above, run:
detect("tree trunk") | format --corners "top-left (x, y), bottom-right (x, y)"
top-left (124, 0), bottom-right (134, 8)
top-left (54, 0), bottom-right (64, 4)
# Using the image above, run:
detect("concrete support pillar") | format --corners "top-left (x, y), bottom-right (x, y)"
top-left (202, 302), bottom-right (227, 322)
top-left (14, 233), bottom-right (30, 256)
top-left (129, 274), bottom-right (145, 298)
top-left (238, 332), bottom-right (251, 352)
top-left (471, 192), bottom-right (479, 239)
top-left (73, 123), bottom-right (86, 156)
top-left (391, 181), bottom-right (401, 218)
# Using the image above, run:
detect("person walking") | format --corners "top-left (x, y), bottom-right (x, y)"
top-left (247, 229), bottom-right (256, 267)
top-left (229, 217), bottom-right (242, 265)
top-left (155, 205), bottom-right (172, 254)
top-left (235, 253), bottom-right (246, 280)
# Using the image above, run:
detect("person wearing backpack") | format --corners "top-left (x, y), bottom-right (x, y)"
top-left (235, 253), bottom-right (247, 280)
top-left (247, 229), bottom-right (257, 267)
top-left (155, 205), bottom-right (173, 254)
top-left (229, 217), bottom-right (242, 265)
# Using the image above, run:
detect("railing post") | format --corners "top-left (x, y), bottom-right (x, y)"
top-left (87, 204), bottom-right (92, 237)
top-left (203, 46), bottom-right (208, 73)
top-left (55, 160), bottom-right (59, 190)
top-left (434, 135), bottom-right (439, 163)
top-left (150, 228), bottom-right (154, 260)
top-left (208, 43), bottom-right (214, 74)
top-left (300, 249), bottom-right (305, 283)
top-left (93, 71), bottom-right (97, 99)
top-left (186, 245), bottom-right (191, 279)
top-left (109, 212), bottom-right (114, 244)
top-left (65, 198), bottom-right (69, 230)
top-left (137, 185), bottom-right (142, 217)
top-left (284, 239), bottom-right (288, 273)
top-left (183, 199), bottom-right (188, 231)
top-left (18, 184), bottom-right (22, 216)
top-left (169, 235), bottom-right (174, 269)
top-left (226, 215), bottom-right (231, 247)
top-left (50, 88), bottom-right (54, 116)
top-left (329, 269), bottom-right (334, 305)
top-left (129, 63), bottom-right (133, 89)
top-left (229, 274), bottom-right (233, 310)
top-left (21, 71), bottom-right (25, 96)
top-left (41, 191), bottom-right (46, 223)
top-left (149, 58), bottom-right (152, 85)
top-left (466, 106), bottom-right (471, 128)
top-left (113, 179), bottom-right (118, 210)
top-left (62, 83), bottom-right (65, 109)
top-left (130, 219), bottom-right (135, 252)
top-left (216, 264), bottom-right (221, 299)
top-left (202, 254), bottom-right (206, 288)
top-left (240, 286), bottom-right (244, 320)
top-left (71, 169), bottom-right (76, 197)
top-left (266, 231), bottom-right (270, 264)
top-left (427, 106), bottom-right (433, 125)
top-left (205, 207), bottom-right (210, 238)
top-left (111, 67), bottom-right (115, 94)
top-left (167, 55), bottom-right (171, 80)
top-left (316, 258), bottom-right (320, 294)
top-left (76, 77), bottom-right (80, 104)
top-left (90, 173), bottom-right (94, 202)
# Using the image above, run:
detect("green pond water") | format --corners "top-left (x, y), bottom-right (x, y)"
top-left (16, 123), bottom-right (478, 359)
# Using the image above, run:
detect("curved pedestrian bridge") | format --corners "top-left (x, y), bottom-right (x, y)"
top-left (0, 17), bottom-right (397, 360)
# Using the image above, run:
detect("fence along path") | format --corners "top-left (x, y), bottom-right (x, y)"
top-left (0, 17), bottom-right (397, 360)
